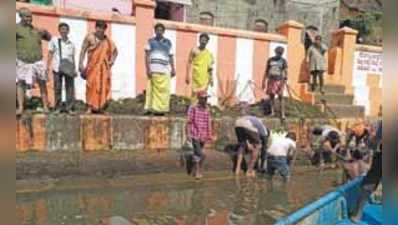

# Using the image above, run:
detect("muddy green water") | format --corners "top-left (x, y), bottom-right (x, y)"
top-left (16, 170), bottom-right (342, 225)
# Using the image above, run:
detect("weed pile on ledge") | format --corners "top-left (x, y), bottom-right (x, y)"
top-left (23, 95), bottom-right (327, 119)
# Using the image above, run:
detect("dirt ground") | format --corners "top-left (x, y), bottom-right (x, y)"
top-left (24, 95), bottom-right (328, 119)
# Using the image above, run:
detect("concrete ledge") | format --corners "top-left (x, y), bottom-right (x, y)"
top-left (81, 116), bottom-right (112, 151)
top-left (46, 115), bottom-right (82, 152)
top-left (16, 115), bottom-right (369, 153)
top-left (169, 117), bottom-right (186, 150)
top-left (16, 115), bottom-right (374, 180)
top-left (144, 117), bottom-right (170, 152)
top-left (112, 116), bottom-right (146, 150)
top-left (16, 115), bottom-right (47, 152)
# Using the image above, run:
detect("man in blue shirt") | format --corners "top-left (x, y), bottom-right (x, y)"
top-left (144, 23), bottom-right (176, 115)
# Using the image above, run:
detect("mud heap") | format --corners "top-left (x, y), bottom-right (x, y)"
top-left (24, 95), bottom-right (327, 118)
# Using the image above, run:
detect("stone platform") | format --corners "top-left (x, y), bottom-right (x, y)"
top-left (16, 114), bottom-right (369, 180)
top-left (16, 114), bottom-right (342, 152)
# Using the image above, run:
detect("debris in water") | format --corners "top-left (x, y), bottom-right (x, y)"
top-left (100, 216), bottom-right (132, 225)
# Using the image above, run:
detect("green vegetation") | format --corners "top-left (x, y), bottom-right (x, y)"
top-left (340, 11), bottom-right (382, 45)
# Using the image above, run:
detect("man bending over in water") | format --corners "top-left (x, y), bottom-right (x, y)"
top-left (234, 115), bottom-right (268, 177)
top-left (266, 132), bottom-right (297, 182)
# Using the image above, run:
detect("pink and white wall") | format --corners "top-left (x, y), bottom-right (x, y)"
top-left (16, 0), bottom-right (382, 116)
top-left (16, 1), bottom-right (288, 107)
top-left (53, 0), bottom-right (133, 15)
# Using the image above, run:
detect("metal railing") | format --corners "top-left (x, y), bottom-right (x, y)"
top-left (274, 177), bottom-right (363, 225)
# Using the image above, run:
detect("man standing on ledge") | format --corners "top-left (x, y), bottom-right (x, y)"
top-left (47, 22), bottom-right (76, 114)
top-left (307, 35), bottom-right (327, 94)
top-left (79, 20), bottom-right (118, 114)
top-left (145, 23), bottom-right (176, 115)
top-left (186, 33), bottom-right (214, 104)
top-left (16, 7), bottom-right (52, 115)
top-left (262, 46), bottom-right (288, 120)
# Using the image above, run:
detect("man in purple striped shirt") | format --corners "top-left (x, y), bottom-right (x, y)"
top-left (186, 90), bottom-right (212, 179)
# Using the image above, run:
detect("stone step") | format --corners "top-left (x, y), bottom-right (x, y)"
top-left (307, 84), bottom-right (346, 94)
top-left (317, 104), bottom-right (365, 118)
top-left (314, 94), bottom-right (354, 105)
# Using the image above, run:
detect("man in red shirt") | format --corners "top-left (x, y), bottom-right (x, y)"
top-left (186, 91), bottom-right (212, 179)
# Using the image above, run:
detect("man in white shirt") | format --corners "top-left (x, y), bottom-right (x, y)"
top-left (47, 22), bottom-right (76, 113)
top-left (267, 132), bottom-right (297, 182)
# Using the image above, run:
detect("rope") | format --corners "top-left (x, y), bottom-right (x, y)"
top-left (321, 99), bottom-right (341, 128)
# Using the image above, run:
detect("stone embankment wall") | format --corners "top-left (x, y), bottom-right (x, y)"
top-left (16, 114), bottom-right (372, 179)
top-left (17, 114), bottom-right (365, 152)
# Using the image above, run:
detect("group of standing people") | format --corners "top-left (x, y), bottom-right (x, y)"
top-left (145, 22), bottom-right (294, 120)
top-left (15, 8), bottom-right (216, 117)
top-left (16, 7), bottom-right (322, 118)
top-left (16, 7), bottom-right (329, 121)
top-left (144, 23), bottom-right (215, 115)
top-left (16, 8), bottom-right (118, 116)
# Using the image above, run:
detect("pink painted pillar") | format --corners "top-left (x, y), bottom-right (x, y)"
top-left (278, 21), bottom-right (306, 99)
top-left (133, 0), bottom-right (156, 95)
top-left (332, 27), bottom-right (358, 94)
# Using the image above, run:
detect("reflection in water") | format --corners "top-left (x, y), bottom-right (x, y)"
top-left (16, 170), bottom-right (341, 225)
top-left (101, 216), bottom-right (132, 225)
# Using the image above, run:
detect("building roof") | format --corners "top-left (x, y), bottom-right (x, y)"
top-left (157, 0), bottom-right (192, 6)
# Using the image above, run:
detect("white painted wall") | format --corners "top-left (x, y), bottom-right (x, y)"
top-left (163, 29), bottom-right (177, 94)
top-left (352, 50), bottom-right (382, 115)
top-left (16, 13), bottom-right (21, 23)
top-left (111, 23), bottom-right (136, 99)
top-left (235, 38), bottom-right (255, 103)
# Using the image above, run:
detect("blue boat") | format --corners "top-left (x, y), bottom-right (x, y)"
top-left (275, 177), bottom-right (382, 225)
